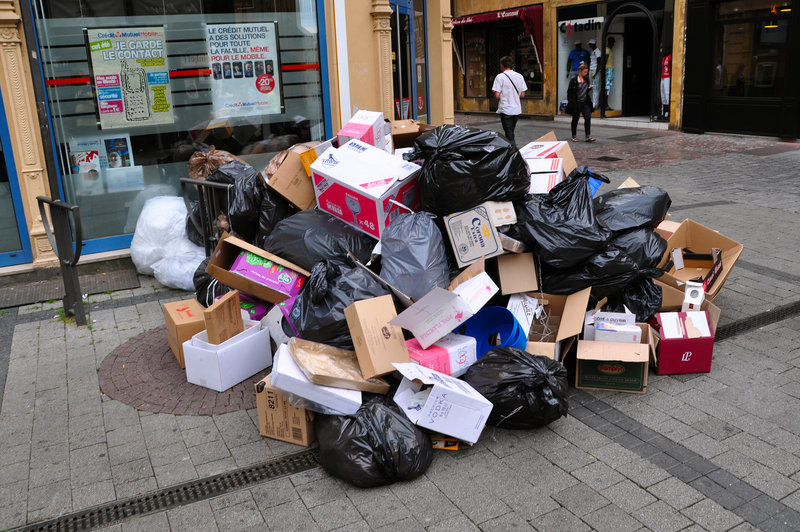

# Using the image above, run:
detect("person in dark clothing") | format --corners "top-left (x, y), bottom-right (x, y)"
top-left (567, 62), bottom-right (596, 142)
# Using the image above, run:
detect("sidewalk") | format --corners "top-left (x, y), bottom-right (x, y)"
top-left (2, 119), bottom-right (800, 531)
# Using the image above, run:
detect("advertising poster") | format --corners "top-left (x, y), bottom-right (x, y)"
top-left (69, 135), bottom-right (143, 195)
top-left (205, 22), bottom-right (283, 118)
top-left (86, 26), bottom-right (174, 129)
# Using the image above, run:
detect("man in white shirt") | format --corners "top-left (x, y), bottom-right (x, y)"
top-left (492, 56), bottom-right (526, 149)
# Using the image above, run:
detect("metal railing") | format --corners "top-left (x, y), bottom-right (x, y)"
top-left (180, 178), bottom-right (234, 257)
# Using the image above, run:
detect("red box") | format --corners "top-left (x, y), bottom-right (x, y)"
top-left (653, 311), bottom-right (715, 375)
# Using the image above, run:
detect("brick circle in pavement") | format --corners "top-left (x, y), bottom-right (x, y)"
top-left (98, 325), bottom-right (268, 416)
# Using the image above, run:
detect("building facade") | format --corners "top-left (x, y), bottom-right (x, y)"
top-left (0, 0), bottom-right (455, 270)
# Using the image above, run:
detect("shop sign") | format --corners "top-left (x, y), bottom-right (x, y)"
top-left (558, 17), bottom-right (605, 38)
top-left (86, 26), bottom-right (174, 130)
top-left (205, 22), bottom-right (284, 119)
top-left (453, 8), bottom-right (522, 26)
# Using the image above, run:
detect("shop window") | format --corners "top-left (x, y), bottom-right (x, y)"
top-left (32, 0), bottom-right (326, 245)
top-left (712, 0), bottom-right (791, 96)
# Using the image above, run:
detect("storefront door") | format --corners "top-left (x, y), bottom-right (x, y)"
top-left (390, 0), bottom-right (429, 121)
top-left (0, 90), bottom-right (32, 267)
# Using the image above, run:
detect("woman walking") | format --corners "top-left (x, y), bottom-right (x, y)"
top-left (567, 62), bottom-right (596, 142)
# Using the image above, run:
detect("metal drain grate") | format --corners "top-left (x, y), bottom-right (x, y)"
top-left (716, 299), bottom-right (800, 341)
top-left (18, 448), bottom-right (320, 532)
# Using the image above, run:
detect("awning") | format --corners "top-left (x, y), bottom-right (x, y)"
top-left (453, 6), bottom-right (543, 69)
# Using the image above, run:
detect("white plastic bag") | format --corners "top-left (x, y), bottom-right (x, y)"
top-left (152, 239), bottom-right (206, 291)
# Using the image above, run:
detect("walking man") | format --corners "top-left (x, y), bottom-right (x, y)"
top-left (492, 56), bottom-right (526, 149)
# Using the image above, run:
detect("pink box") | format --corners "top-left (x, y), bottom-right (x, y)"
top-left (230, 251), bottom-right (306, 298)
top-left (406, 334), bottom-right (477, 378)
top-left (653, 311), bottom-right (715, 375)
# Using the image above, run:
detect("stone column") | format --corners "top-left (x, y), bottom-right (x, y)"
top-left (0, 0), bottom-right (56, 266)
top-left (371, 0), bottom-right (394, 119)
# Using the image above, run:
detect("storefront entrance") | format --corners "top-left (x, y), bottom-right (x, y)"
top-left (390, 0), bottom-right (430, 122)
top-left (0, 90), bottom-right (32, 267)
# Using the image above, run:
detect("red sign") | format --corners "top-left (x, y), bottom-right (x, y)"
top-left (256, 74), bottom-right (275, 94)
top-left (418, 95), bottom-right (424, 110)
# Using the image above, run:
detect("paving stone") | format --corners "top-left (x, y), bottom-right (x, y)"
top-left (633, 500), bottom-right (694, 532)
top-left (616, 458), bottom-right (672, 488)
top-left (600, 479), bottom-right (657, 513)
top-left (582, 502), bottom-right (643, 532)
top-left (571, 460), bottom-right (626, 491)
top-left (153, 458), bottom-right (198, 487)
top-left (213, 498), bottom-right (265, 530)
top-left (230, 439), bottom-right (273, 468)
top-left (552, 483), bottom-right (609, 517)
top-left (478, 512), bottom-right (536, 531)
top-left (71, 479), bottom-right (116, 511)
top-left (680, 498), bottom-right (743, 531)
top-left (0, 502), bottom-right (27, 530)
top-left (27, 478), bottom-right (73, 522)
top-left (531, 507), bottom-right (591, 532)
top-left (308, 498), bottom-right (363, 531)
top-left (195, 457), bottom-right (237, 478)
top-left (743, 466), bottom-right (800, 500)
top-left (425, 513), bottom-right (480, 531)
top-left (373, 516), bottom-right (426, 532)
top-left (402, 486), bottom-right (461, 527)
top-left (647, 477), bottom-right (705, 510)
top-left (347, 487), bottom-right (411, 528)
top-left (260, 499), bottom-right (318, 531)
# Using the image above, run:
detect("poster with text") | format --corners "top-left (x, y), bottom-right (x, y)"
top-left (206, 22), bottom-right (283, 118)
top-left (86, 26), bottom-right (174, 129)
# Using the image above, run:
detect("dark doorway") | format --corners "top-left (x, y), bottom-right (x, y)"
top-left (622, 16), bottom-right (656, 116)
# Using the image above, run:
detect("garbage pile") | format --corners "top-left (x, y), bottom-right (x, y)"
top-left (154, 111), bottom-right (743, 488)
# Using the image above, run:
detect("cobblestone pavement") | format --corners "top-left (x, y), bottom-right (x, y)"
top-left (1, 116), bottom-right (799, 531)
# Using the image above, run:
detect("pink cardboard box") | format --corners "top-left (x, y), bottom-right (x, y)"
top-left (230, 251), bottom-right (306, 298)
top-left (406, 334), bottom-right (477, 378)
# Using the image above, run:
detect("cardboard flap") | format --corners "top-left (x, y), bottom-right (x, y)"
top-left (448, 257), bottom-right (486, 291)
top-left (618, 177), bottom-right (641, 189)
top-left (497, 253), bottom-right (539, 295)
top-left (577, 339), bottom-right (650, 363)
top-left (535, 131), bottom-right (558, 142)
top-left (216, 232), bottom-right (311, 276)
top-left (556, 287), bottom-right (592, 341)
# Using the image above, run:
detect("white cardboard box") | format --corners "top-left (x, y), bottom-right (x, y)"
top-left (392, 362), bottom-right (492, 444)
top-left (337, 110), bottom-right (385, 148)
top-left (525, 157), bottom-right (565, 194)
top-left (443, 205), bottom-right (504, 267)
top-left (270, 343), bottom-right (362, 415)
top-left (406, 333), bottom-right (477, 378)
top-left (183, 320), bottom-right (272, 392)
top-left (311, 140), bottom-right (421, 238)
top-left (583, 309), bottom-right (636, 341)
top-left (390, 271), bottom-right (499, 349)
top-left (519, 140), bottom-right (568, 160)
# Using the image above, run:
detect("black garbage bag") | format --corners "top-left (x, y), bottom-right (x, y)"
top-left (406, 125), bottom-right (530, 215)
top-left (185, 200), bottom-right (204, 247)
top-left (514, 175), bottom-right (612, 268)
top-left (602, 277), bottom-right (663, 322)
top-left (609, 227), bottom-right (667, 270)
top-left (207, 160), bottom-right (263, 243)
top-left (290, 259), bottom-right (390, 349)
top-left (261, 210), bottom-right (376, 271)
top-left (594, 186), bottom-right (671, 232)
top-left (462, 347), bottom-right (569, 429)
top-left (251, 188), bottom-right (297, 249)
top-left (193, 257), bottom-right (231, 307)
top-left (541, 247), bottom-right (638, 299)
top-left (315, 395), bottom-right (433, 488)
top-left (380, 212), bottom-right (449, 301)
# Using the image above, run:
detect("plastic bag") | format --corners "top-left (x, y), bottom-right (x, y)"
top-left (609, 227), bottom-right (667, 270)
top-left (251, 188), bottom-right (297, 249)
top-left (379, 212), bottom-right (449, 301)
top-left (514, 175), bottom-right (612, 268)
top-left (193, 257), bottom-right (231, 307)
top-left (261, 210), bottom-right (376, 272)
top-left (208, 160), bottom-right (263, 243)
top-left (290, 259), bottom-right (390, 349)
top-left (123, 184), bottom-right (179, 234)
top-left (187, 146), bottom-right (247, 180)
top-left (602, 277), bottom-right (663, 322)
top-left (567, 165), bottom-right (611, 197)
top-left (315, 395), bottom-right (433, 488)
top-left (406, 125), bottom-right (530, 215)
top-left (130, 196), bottom-right (189, 276)
top-left (152, 238), bottom-right (206, 291)
top-left (462, 347), bottom-right (569, 429)
top-left (541, 247), bottom-right (638, 299)
top-left (185, 200), bottom-right (204, 247)
top-left (594, 186), bottom-right (672, 232)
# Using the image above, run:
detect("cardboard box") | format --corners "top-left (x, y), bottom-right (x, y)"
top-left (255, 374), bottom-right (315, 446)
top-left (204, 290), bottom-right (244, 345)
top-left (525, 157), bottom-right (565, 194)
top-left (521, 131), bottom-right (578, 177)
top-left (576, 324), bottom-right (657, 394)
top-left (163, 299), bottom-right (207, 369)
top-left (270, 343), bottom-right (362, 415)
top-left (287, 338), bottom-right (390, 394)
top-left (594, 322), bottom-right (643, 344)
top-left (229, 250), bottom-right (306, 299)
top-left (406, 333), bottom-right (477, 378)
top-left (337, 110), bottom-right (385, 148)
top-left (583, 308), bottom-right (636, 341)
top-left (524, 288), bottom-right (592, 360)
top-left (392, 363), bottom-right (493, 445)
top-left (265, 144), bottom-right (319, 210)
top-left (344, 295), bottom-right (410, 378)
top-left (311, 140), bottom-right (421, 238)
top-left (207, 233), bottom-right (311, 304)
top-left (654, 311), bottom-right (715, 375)
top-left (298, 139), bottom-right (334, 177)
top-left (655, 219), bottom-right (682, 240)
top-left (496, 253), bottom-right (539, 295)
top-left (443, 205), bottom-right (504, 267)
top-left (656, 279), bottom-right (722, 325)
top-left (390, 268), bottom-right (499, 349)
top-left (482, 201), bottom-right (517, 227)
top-left (656, 219), bottom-right (743, 301)
top-left (183, 320), bottom-right (272, 392)
top-left (391, 120), bottom-right (437, 149)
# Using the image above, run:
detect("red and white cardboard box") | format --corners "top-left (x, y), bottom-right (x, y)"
top-left (654, 311), bottom-right (715, 375)
top-left (310, 140), bottom-right (421, 238)
top-left (406, 333), bottom-right (477, 378)
top-left (525, 157), bottom-right (565, 194)
top-left (519, 141), bottom-right (568, 160)
top-left (337, 110), bottom-right (385, 148)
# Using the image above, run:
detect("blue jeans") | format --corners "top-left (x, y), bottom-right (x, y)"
top-left (500, 113), bottom-right (519, 148)
top-left (571, 102), bottom-right (592, 138)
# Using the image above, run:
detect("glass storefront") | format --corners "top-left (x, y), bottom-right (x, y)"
top-left (0, 90), bottom-right (31, 266)
top-left (31, 0), bottom-right (328, 252)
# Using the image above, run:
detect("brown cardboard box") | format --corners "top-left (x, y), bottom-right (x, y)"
top-left (265, 144), bottom-right (319, 210)
top-left (255, 374), bottom-right (315, 446)
top-left (576, 323), bottom-right (657, 394)
top-left (206, 233), bottom-right (311, 304)
top-left (391, 120), bottom-right (437, 149)
top-left (524, 287), bottom-right (592, 360)
top-left (345, 294), bottom-right (410, 378)
top-left (203, 290), bottom-right (243, 344)
top-left (656, 219), bottom-right (743, 301)
top-left (162, 299), bottom-right (206, 368)
top-left (496, 253), bottom-right (539, 295)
